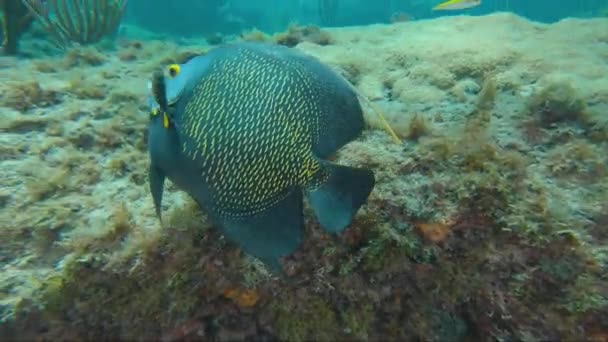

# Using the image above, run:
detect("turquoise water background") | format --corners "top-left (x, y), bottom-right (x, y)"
top-left (123, 0), bottom-right (608, 36)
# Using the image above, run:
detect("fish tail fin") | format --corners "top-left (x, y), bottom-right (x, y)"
top-left (308, 161), bottom-right (375, 233)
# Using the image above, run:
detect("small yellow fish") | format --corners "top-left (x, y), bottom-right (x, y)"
top-left (433, 0), bottom-right (481, 10)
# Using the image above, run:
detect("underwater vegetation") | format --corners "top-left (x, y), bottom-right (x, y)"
top-left (0, 12), bottom-right (607, 342)
top-left (0, 0), bottom-right (34, 54)
top-left (0, 0), bottom-right (127, 55)
top-left (21, 0), bottom-right (128, 49)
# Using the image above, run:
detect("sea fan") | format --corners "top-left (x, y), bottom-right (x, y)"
top-left (21, 0), bottom-right (127, 49)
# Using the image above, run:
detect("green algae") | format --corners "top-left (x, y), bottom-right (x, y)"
top-left (271, 295), bottom-right (337, 342)
top-left (561, 275), bottom-right (608, 314)
top-left (341, 302), bottom-right (375, 340)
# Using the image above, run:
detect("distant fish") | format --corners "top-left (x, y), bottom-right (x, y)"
top-left (433, 0), bottom-right (481, 11)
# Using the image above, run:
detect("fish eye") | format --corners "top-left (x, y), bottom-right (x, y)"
top-left (168, 64), bottom-right (181, 78)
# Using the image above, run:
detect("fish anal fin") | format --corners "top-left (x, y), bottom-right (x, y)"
top-left (217, 189), bottom-right (304, 274)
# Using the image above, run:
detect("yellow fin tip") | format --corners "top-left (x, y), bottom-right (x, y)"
top-left (163, 112), bottom-right (170, 128)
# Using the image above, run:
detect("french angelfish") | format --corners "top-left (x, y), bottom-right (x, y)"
top-left (146, 42), bottom-right (375, 272)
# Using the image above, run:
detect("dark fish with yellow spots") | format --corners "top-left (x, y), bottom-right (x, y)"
top-left (146, 42), bottom-right (375, 272)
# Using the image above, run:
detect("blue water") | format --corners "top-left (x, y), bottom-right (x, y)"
top-left (123, 0), bottom-right (608, 37)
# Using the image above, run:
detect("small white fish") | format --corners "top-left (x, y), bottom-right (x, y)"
top-left (433, 0), bottom-right (481, 11)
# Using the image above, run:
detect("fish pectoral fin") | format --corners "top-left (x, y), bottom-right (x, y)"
top-left (149, 164), bottom-right (166, 224)
top-left (218, 188), bottom-right (304, 274)
top-left (308, 161), bottom-right (375, 234)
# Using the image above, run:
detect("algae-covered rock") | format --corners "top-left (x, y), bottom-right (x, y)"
top-left (1, 13), bottom-right (608, 342)
top-left (275, 24), bottom-right (333, 47)
top-left (527, 80), bottom-right (588, 126)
